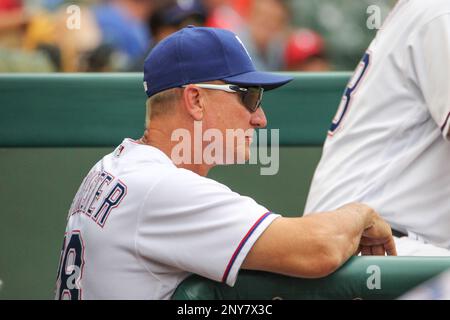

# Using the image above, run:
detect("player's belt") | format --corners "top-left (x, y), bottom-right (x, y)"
top-left (392, 229), bottom-right (407, 238)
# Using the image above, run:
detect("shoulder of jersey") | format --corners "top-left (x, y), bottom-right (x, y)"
top-left (412, 0), bottom-right (450, 15)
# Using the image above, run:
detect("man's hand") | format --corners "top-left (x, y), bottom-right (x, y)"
top-left (243, 202), bottom-right (397, 279)
top-left (358, 212), bottom-right (397, 256)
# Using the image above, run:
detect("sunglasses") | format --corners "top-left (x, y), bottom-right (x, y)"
top-left (183, 83), bottom-right (264, 113)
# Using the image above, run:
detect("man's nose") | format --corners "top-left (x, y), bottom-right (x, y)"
top-left (250, 107), bottom-right (268, 128)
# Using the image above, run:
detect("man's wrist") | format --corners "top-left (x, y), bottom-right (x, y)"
top-left (339, 203), bottom-right (376, 231)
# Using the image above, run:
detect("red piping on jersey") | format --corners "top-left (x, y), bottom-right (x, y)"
top-left (441, 112), bottom-right (450, 133)
top-left (221, 212), bottom-right (272, 284)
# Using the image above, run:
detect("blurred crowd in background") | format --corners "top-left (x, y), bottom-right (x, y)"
top-left (0, 0), bottom-right (395, 73)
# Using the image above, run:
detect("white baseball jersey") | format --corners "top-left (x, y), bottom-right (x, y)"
top-left (305, 0), bottom-right (450, 249)
top-left (55, 138), bottom-right (279, 300)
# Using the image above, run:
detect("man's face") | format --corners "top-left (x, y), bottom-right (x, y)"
top-left (201, 83), bottom-right (267, 164)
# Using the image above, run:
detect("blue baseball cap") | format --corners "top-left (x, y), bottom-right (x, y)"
top-left (143, 26), bottom-right (293, 97)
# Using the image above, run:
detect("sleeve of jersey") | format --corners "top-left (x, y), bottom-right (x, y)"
top-left (409, 13), bottom-right (450, 140)
top-left (136, 168), bottom-right (281, 287)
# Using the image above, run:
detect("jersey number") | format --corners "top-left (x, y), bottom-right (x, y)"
top-left (329, 52), bottom-right (371, 135)
top-left (55, 231), bottom-right (85, 300)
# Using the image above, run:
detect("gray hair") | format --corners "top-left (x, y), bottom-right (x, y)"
top-left (145, 88), bottom-right (183, 128)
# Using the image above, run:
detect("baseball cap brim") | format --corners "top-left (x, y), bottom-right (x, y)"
top-left (223, 71), bottom-right (293, 91)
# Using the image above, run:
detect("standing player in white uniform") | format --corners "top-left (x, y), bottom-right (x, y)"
top-left (55, 26), bottom-right (396, 300)
top-left (305, 0), bottom-right (450, 255)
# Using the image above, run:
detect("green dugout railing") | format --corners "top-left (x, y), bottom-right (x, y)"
top-left (173, 257), bottom-right (450, 300)
top-left (0, 73), bottom-right (449, 300)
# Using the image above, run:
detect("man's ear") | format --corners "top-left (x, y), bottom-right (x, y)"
top-left (182, 85), bottom-right (204, 121)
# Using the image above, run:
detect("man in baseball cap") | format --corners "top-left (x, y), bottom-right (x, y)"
top-left (56, 26), bottom-right (396, 300)
top-left (143, 25), bottom-right (293, 97)
top-left (142, 25), bottom-right (293, 167)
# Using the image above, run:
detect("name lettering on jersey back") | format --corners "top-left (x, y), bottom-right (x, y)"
top-left (69, 170), bottom-right (127, 227)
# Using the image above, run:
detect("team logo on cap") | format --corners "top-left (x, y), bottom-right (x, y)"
top-left (143, 81), bottom-right (148, 92)
top-left (235, 35), bottom-right (252, 61)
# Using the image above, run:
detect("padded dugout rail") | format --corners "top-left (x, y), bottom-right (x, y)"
top-left (173, 257), bottom-right (450, 300)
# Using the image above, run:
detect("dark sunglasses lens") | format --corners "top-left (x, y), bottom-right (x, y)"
top-left (242, 87), bottom-right (263, 112)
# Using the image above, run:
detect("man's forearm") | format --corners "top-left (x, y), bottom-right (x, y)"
top-left (242, 203), bottom-right (391, 279)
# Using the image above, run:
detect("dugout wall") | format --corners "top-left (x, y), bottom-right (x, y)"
top-left (1, 73), bottom-right (449, 299)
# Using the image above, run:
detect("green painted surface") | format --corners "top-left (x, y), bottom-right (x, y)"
top-left (0, 73), bottom-right (349, 147)
top-left (0, 146), bottom-right (321, 299)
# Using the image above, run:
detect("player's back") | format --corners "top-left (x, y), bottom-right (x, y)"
top-left (55, 137), bottom-right (272, 299)
top-left (55, 139), bottom-right (191, 299)
top-left (305, 0), bottom-right (450, 247)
